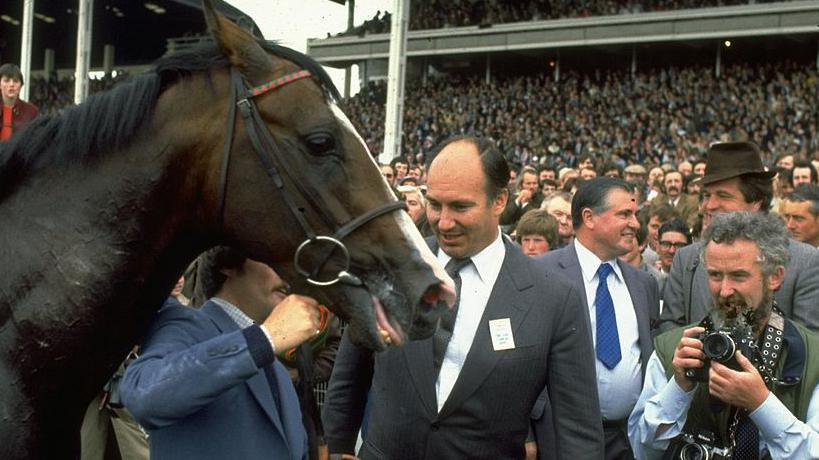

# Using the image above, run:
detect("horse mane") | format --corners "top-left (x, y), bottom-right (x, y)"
top-left (0, 41), bottom-right (339, 202)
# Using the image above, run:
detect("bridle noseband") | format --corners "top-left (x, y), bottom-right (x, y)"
top-left (217, 66), bottom-right (407, 287)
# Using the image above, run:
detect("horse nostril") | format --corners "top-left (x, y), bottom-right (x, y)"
top-left (422, 287), bottom-right (440, 306)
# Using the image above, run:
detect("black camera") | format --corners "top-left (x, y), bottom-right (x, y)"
top-left (684, 326), bottom-right (760, 382)
top-left (666, 430), bottom-right (732, 460)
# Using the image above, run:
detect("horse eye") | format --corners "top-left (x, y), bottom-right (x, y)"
top-left (304, 133), bottom-right (336, 156)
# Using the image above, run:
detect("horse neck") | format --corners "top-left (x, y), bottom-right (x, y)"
top-left (0, 121), bottom-right (215, 395)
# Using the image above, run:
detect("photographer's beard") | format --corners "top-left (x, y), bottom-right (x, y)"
top-left (713, 283), bottom-right (774, 337)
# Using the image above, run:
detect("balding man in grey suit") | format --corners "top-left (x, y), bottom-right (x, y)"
top-left (658, 142), bottom-right (819, 333)
top-left (324, 135), bottom-right (602, 459)
top-left (537, 177), bottom-right (659, 460)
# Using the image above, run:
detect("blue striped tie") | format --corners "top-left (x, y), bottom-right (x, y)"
top-left (595, 263), bottom-right (621, 369)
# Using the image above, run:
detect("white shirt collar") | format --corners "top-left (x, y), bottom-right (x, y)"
top-left (437, 229), bottom-right (506, 285)
top-left (211, 297), bottom-right (255, 328)
top-left (573, 238), bottom-right (623, 284)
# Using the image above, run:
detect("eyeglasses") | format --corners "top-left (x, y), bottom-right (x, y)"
top-left (659, 241), bottom-right (688, 250)
top-left (383, 173), bottom-right (394, 179)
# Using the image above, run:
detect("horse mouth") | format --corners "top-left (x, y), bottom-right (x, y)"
top-left (367, 281), bottom-right (454, 349)
top-left (373, 295), bottom-right (405, 346)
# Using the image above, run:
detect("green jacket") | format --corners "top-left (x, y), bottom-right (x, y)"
top-left (654, 319), bottom-right (819, 447)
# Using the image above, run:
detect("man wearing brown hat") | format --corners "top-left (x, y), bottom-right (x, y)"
top-left (658, 141), bottom-right (819, 332)
top-left (0, 63), bottom-right (38, 141)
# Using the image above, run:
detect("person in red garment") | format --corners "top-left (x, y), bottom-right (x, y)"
top-left (0, 63), bottom-right (38, 141)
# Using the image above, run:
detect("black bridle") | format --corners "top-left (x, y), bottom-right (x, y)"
top-left (217, 66), bottom-right (407, 287)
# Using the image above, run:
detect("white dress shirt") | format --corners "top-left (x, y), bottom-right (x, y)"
top-left (435, 231), bottom-right (506, 412)
top-left (574, 239), bottom-right (643, 421)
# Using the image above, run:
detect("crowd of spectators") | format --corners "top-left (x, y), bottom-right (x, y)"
top-left (27, 73), bottom-right (129, 116)
top-left (335, 0), bottom-right (793, 36)
top-left (343, 60), bottom-right (818, 171)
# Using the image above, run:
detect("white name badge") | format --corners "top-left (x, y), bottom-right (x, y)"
top-left (489, 318), bottom-right (515, 351)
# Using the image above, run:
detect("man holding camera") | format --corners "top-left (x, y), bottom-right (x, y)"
top-left (628, 212), bottom-right (819, 459)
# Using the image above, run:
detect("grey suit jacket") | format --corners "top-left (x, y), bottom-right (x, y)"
top-left (323, 238), bottom-right (604, 460)
top-left (658, 238), bottom-right (819, 332)
top-left (536, 244), bottom-right (659, 379)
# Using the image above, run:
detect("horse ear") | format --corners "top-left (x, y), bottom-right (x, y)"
top-left (202, 0), bottom-right (272, 80)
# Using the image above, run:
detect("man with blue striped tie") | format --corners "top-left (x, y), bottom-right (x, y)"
top-left (538, 177), bottom-right (660, 459)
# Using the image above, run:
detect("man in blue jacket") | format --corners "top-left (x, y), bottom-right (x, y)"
top-left (120, 247), bottom-right (322, 460)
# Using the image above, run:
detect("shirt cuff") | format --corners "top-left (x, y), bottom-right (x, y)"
top-left (259, 324), bottom-right (277, 354)
top-left (242, 324), bottom-right (276, 368)
top-left (656, 377), bottom-right (697, 422)
top-left (750, 392), bottom-right (798, 440)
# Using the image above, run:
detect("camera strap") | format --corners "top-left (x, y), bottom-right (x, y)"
top-left (755, 307), bottom-right (786, 385)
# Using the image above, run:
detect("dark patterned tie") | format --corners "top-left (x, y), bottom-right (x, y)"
top-left (433, 257), bottom-right (471, 374)
top-left (595, 263), bottom-right (621, 369)
top-left (733, 410), bottom-right (759, 460)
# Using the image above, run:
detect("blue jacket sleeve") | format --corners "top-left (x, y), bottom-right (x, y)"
top-left (119, 305), bottom-right (275, 429)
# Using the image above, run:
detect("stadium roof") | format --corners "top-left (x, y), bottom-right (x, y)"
top-left (0, 0), bottom-right (259, 69)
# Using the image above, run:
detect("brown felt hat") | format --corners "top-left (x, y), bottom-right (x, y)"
top-left (700, 142), bottom-right (776, 186)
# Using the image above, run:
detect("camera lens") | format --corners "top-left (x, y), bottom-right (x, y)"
top-left (679, 443), bottom-right (710, 460)
top-left (702, 332), bottom-right (735, 362)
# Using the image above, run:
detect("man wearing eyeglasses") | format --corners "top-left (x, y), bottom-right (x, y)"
top-left (655, 219), bottom-right (691, 307)
top-left (380, 164), bottom-right (396, 186)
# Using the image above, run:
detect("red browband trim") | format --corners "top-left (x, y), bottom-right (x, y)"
top-left (249, 70), bottom-right (313, 98)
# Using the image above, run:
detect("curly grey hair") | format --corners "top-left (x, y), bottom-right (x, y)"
top-left (699, 212), bottom-right (790, 276)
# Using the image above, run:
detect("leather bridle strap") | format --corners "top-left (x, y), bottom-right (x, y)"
top-left (218, 66), bottom-right (408, 286)
top-left (332, 200), bottom-right (407, 242)
top-left (215, 69), bottom-right (242, 227)
top-left (232, 68), bottom-right (321, 240)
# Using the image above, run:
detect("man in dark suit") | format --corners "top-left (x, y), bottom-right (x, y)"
top-left (501, 168), bottom-right (542, 226)
top-left (120, 247), bottom-right (321, 460)
top-left (537, 177), bottom-right (660, 460)
top-left (324, 135), bottom-right (603, 459)
top-left (658, 142), bottom-right (819, 333)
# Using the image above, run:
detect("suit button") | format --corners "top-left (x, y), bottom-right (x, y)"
top-left (430, 422), bottom-right (440, 431)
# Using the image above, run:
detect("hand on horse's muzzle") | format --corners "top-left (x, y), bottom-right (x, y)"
top-left (262, 294), bottom-right (323, 352)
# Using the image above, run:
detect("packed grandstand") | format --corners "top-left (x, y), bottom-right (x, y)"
top-left (342, 60), bottom-right (818, 170)
top-left (336, 0), bottom-right (800, 36)
top-left (18, 0), bottom-right (819, 172)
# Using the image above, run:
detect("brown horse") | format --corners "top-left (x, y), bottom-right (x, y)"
top-left (0, 3), bottom-right (453, 458)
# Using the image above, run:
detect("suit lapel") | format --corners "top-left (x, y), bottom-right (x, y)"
top-left (437, 241), bottom-right (534, 419)
top-left (401, 236), bottom-right (442, 414)
top-left (403, 337), bottom-right (438, 414)
top-left (617, 260), bottom-right (652, 375)
top-left (200, 302), bottom-right (288, 442)
top-left (557, 245), bottom-right (589, 308)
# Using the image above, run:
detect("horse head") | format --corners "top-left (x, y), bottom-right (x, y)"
top-left (196, 1), bottom-right (454, 350)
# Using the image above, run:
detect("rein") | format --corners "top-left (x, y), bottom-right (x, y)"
top-left (217, 66), bottom-right (406, 287)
